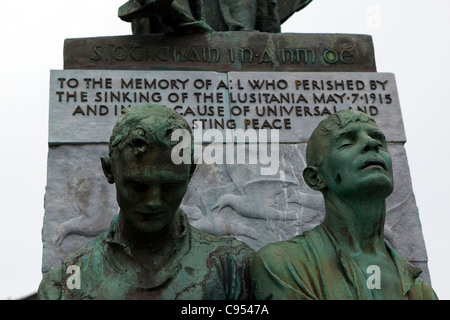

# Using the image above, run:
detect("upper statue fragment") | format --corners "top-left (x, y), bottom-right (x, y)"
top-left (118, 0), bottom-right (313, 35)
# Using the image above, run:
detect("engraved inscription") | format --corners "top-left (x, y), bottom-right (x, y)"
top-left (88, 44), bottom-right (355, 67)
top-left (49, 71), bottom-right (404, 144)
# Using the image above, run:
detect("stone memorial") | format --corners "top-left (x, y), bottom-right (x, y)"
top-left (40, 0), bottom-right (433, 298)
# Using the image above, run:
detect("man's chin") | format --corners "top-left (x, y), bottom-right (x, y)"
top-left (132, 214), bottom-right (168, 234)
top-left (134, 221), bottom-right (166, 234)
top-left (336, 174), bottom-right (393, 199)
top-left (356, 177), bottom-right (393, 198)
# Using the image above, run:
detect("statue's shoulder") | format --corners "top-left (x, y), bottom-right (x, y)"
top-left (189, 225), bottom-right (255, 257)
top-left (68, 231), bottom-right (110, 262)
top-left (48, 231), bottom-right (110, 279)
top-left (253, 225), bottom-right (326, 265)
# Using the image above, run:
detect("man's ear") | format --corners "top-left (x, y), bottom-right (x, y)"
top-left (101, 156), bottom-right (115, 184)
top-left (303, 166), bottom-right (326, 191)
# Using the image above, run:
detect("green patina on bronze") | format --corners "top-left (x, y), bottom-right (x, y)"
top-left (250, 109), bottom-right (438, 300)
top-left (118, 0), bottom-right (313, 35)
top-left (37, 104), bottom-right (254, 300)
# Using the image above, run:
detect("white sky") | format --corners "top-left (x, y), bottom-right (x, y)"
top-left (0, 0), bottom-right (449, 300)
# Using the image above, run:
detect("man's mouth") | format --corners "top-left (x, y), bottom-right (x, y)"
top-left (360, 159), bottom-right (387, 170)
top-left (137, 211), bottom-right (164, 218)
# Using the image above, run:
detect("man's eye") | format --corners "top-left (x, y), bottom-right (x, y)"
top-left (129, 182), bottom-right (147, 192)
top-left (163, 183), bottom-right (178, 190)
top-left (339, 143), bottom-right (352, 149)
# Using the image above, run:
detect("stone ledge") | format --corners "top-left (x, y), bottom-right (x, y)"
top-left (64, 32), bottom-right (376, 72)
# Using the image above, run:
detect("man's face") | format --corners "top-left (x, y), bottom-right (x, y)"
top-left (318, 121), bottom-right (394, 199)
top-left (111, 144), bottom-right (191, 234)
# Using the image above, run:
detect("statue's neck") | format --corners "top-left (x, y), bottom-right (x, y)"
top-left (116, 210), bottom-right (186, 279)
top-left (322, 193), bottom-right (386, 256)
top-left (117, 211), bottom-right (180, 255)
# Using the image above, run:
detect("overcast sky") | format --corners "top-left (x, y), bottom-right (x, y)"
top-left (0, 0), bottom-right (449, 300)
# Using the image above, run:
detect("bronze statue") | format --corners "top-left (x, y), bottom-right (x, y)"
top-left (37, 104), bottom-right (254, 300)
top-left (250, 110), bottom-right (438, 300)
top-left (118, 0), bottom-right (313, 35)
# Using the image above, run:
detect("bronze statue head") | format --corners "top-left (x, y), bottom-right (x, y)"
top-left (303, 109), bottom-right (394, 200)
top-left (101, 104), bottom-right (195, 234)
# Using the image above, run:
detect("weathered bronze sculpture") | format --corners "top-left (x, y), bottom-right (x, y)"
top-left (37, 104), bottom-right (254, 300)
top-left (119, 0), bottom-right (313, 34)
top-left (250, 110), bottom-right (438, 300)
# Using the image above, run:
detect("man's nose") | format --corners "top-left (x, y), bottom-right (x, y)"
top-left (362, 138), bottom-right (379, 153)
top-left (144, 187), bottom-right (162, 210)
